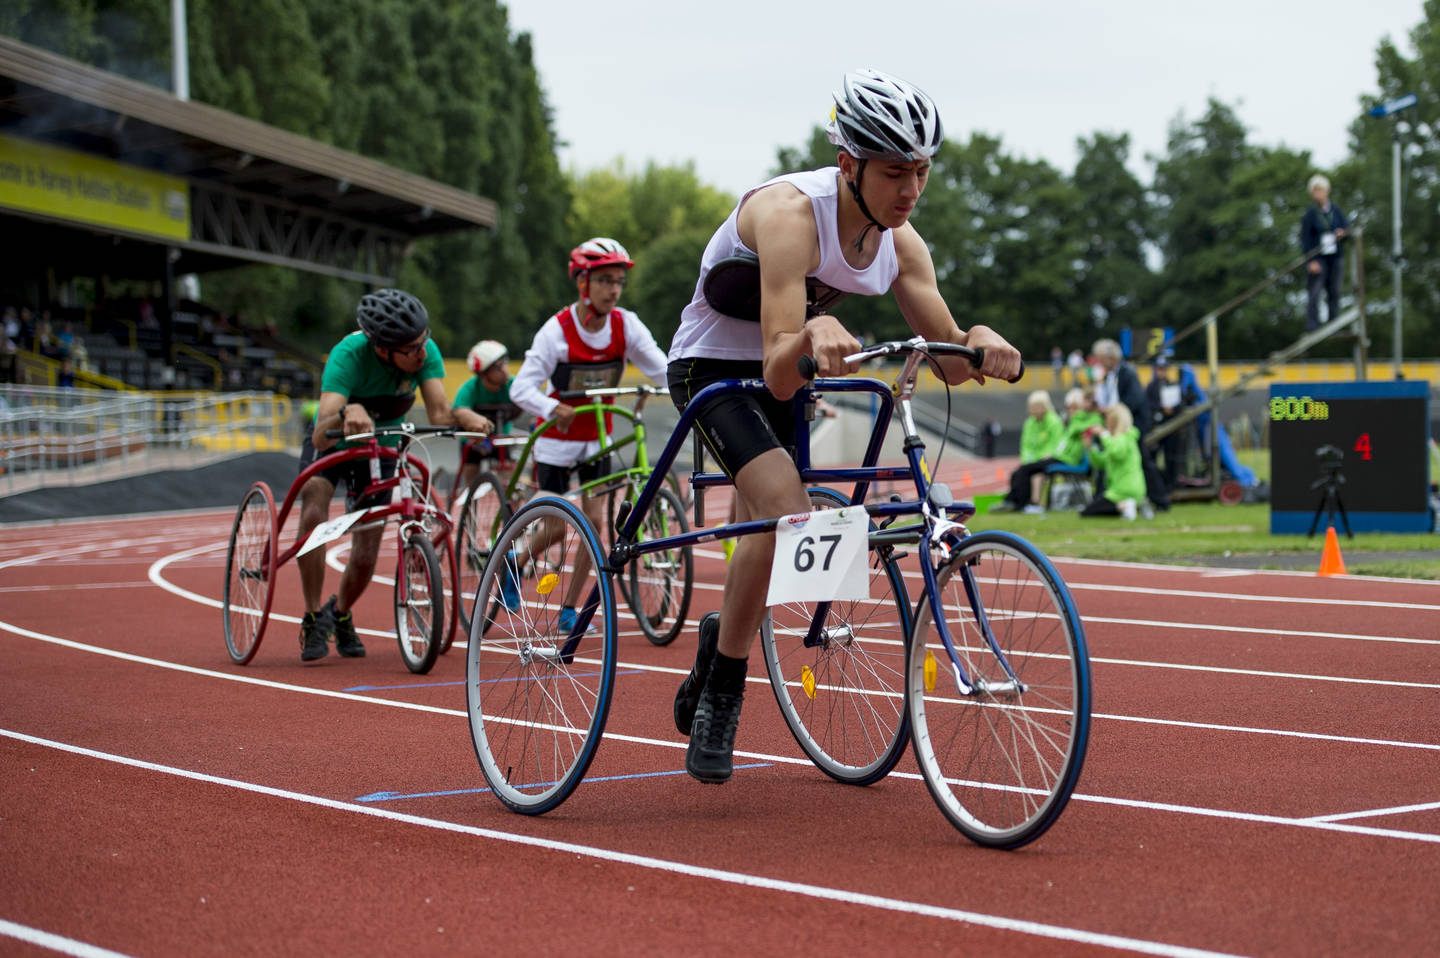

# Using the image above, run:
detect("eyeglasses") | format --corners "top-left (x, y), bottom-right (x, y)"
top-left (588, 275), bottom-right (627, 289)
top-left (391, 332), bottom-right (430, 358)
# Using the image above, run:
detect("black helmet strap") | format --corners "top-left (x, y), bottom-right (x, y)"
top-left (845, 159), bottom-right (887, 253)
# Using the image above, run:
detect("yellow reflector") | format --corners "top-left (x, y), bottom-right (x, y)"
top-left (536, 573), bottom-right (559, 595)
top-left (800, 665), bottom-right (817, 699)
top-left (923, 650), bottom-right (937, 692)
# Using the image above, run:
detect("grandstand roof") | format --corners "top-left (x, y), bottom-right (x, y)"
top-left (0, 34), bottom-right (498, 282)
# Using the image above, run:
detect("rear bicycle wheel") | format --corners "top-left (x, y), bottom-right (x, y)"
top-left (628, 486), bottom-right (693, 646)
top-left (223, 481), bottom-right (278, 665)
top-left (456, 471), bottom-right (511, 635)
top-left (395, 531), bottom-right (444, 674)
top-left (467, 496), bottom-right (617, 814)
top-left (760, 488), bottom-right (912, 785)
top-left (907, 530), bottom-right (1090, 848)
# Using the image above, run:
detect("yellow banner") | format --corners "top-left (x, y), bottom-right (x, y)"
top-left (0, 132), bottom-right (189, 241)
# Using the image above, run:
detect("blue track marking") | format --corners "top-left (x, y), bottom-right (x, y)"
top-left (354, 764), bottom-right (773, 802)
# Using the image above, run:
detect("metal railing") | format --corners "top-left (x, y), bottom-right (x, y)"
top-left (0, 385), bottom-right (300, 496)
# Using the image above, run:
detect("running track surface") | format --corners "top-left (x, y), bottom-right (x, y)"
top-left (3, 480), bottom-right (1439, 957)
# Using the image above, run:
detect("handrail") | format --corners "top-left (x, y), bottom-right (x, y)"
top-left (1141, 226), bottom-right (1365, 365)
top-left (173, 342), bottom-right (223, 390)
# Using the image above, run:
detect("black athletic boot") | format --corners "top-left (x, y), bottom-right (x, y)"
top-left (299, 608), bottom-right (331, 662)
top-left (674, 612), bottom-right (719, 736)
top-left (686, 664), bottom-right (745, 785)
top-left (325, 595), bottom-right (366, 658)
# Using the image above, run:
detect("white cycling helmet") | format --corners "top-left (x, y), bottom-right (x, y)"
top-left (467, 339), bottom-right (508, 374)
top-left (826, 69), bottom-right (944, 162)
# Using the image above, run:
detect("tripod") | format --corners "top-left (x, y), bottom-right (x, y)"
top-left (1307, 472), bottom-right (1353, 539)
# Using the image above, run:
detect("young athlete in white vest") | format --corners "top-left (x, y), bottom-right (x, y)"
top-left (667, 69), bottom-right (1022, 784)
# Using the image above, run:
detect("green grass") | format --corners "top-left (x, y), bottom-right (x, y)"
top-left (965, 500), bottom-right (1440, 579)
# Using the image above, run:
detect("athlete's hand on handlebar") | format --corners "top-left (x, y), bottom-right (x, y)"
top-left (805, 315), bottom-right (863, 378)
top-left (342, 403), bottom-right (374, 437)
top-left (551, 403), bottom-right (578, 431)
top-left (454, 407), bottom-right (493, 436)
top-left (959, 325), bottom-right (1022, 385)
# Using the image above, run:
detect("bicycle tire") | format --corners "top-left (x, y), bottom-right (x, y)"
top-left (467, 496), bottom-right (618, 815)
top-left (628, 486), bottom-right (694, 646)
top-left (760, 487), bottom-right (912, 785)
top-left (456, 471), bottom-right (511, 636)
top-left (395, 531), bottom-right (445, 674)
top-left (906, 530), bottom-right (1091, 848)
top-left (223, 481), bottom-right (278, 665)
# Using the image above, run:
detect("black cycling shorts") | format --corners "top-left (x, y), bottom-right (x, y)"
top-left (667, 357), bottom-right (796, 478)
top-left (536, 454), bottom-right (612, 496)
top-left (299, 434), bottom-right (397, 512)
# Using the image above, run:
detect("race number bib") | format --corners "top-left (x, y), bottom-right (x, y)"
top-left (298, 508), bottom-right (369, 556)
top-left (767, 508), bottom-right (870, 606)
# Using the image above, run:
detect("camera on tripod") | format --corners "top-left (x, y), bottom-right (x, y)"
top-left (1308, 444), bottom-right (1351, 538)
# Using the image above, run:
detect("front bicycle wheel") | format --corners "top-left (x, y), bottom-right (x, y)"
top-left (395, 531), bottom-right (444, 674)
top-left (456, 471), bottom-right (511, 635)
top-left (628, 486), bottom-right (693, 646)
top-left (907, 530), bottom-right (1090, 848)
top-left (467, 496), bottom-right (618, 815)
top-left (223, 481), bottom-right (278, 665)
top-left (760, 488), bottom-right (912, 785)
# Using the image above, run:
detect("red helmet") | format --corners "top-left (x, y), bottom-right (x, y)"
top-left (568, 237), bottom-right (633, 279)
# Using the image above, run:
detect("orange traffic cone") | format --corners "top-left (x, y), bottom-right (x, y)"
top-left (1317, 524), bottom-right (1347, 576)
top-left (962, 470), bottom-right (973, 488)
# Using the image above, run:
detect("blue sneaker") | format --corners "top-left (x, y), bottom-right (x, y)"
top-left (557, 605), bottom-right (596, 635)
top-left (497, 552), bottom-right (521, 612)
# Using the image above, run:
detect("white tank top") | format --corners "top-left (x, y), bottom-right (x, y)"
top-left (668, 167), bottom-right (899, 362)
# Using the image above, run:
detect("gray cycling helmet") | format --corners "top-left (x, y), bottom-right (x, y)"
top-left (826, 69), bottom-right (943, 162)
top-left (356, 288), bottom-right (429, 349)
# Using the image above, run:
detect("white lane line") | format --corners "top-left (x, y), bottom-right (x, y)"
top-left (0, 582), bottom-right (157, 593)
top-left (1056, 555), bottom-right (1440, 587)
top-left (0, 728), bottom-right (1242, 958)
top-left (1303, 800), bottom-right (1440, 824)
top-left (3, 620), bottom-right (1438, 846)
top-left (0, 918), bottom-right (133, 958)
top-left (1090, 654), bottom-right (1440, 690)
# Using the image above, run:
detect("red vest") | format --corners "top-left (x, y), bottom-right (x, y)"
top-left (544, 306), bottom-right (627, 442)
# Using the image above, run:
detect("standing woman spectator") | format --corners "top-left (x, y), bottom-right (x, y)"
top-left (1299, 173), bottom-right (1348, 332)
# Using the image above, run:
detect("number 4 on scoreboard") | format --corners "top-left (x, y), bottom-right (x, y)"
top-left (1353, 433), bottom-right (1372, 461)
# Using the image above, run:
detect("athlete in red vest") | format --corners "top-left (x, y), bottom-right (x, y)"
top-left (508, 238), bottom-right (669, 631)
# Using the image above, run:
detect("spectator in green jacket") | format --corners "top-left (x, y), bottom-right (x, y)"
top-left (1053, 388), bottom-right (1103, 467)
top-left (992, 390), bottom-right (1065, 514)
top-left (1080, 404), bottom-right (1149, 520)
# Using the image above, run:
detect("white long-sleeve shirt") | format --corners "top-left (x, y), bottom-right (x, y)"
top-left (511, 304), bottom-right (669, 467)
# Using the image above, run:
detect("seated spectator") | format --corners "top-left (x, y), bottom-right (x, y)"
top-left (1080, 404), bottom-right (1150, 520)
top-left (991, 390), bottom-right (1064, 514)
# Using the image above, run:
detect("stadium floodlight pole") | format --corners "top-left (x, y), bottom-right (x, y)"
top-left (1367, 93), bottom-right (1416, 379)
top-left (171, 0), bottom-right (189, 101)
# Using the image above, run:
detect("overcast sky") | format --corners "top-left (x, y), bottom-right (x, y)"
top-left (505, 0), bottom-right (1423, 197)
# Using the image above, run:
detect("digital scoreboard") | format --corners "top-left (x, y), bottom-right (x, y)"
top-left (1269, 381), bottom-right (1432, 533)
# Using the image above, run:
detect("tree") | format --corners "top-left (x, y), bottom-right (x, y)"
top-left (1149, 99), bottom-right (1313, 358)
top-left (1341, 1), bottom-right (1440, 364)
top-left (1072, 132), bottom-right (1151, 337)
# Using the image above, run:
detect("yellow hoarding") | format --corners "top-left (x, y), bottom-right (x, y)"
top-left (0, 132), bottom-right (189, 242)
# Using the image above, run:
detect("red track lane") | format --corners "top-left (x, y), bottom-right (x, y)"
top-left (2, 504), bottom-right (1439, 957)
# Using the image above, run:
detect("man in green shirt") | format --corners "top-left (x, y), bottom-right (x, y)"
top-left (297, 289), bottom-right (492, 662)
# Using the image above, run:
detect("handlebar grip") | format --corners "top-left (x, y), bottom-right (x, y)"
top-left (797, 355), bottom-right (818, 380)
top-left (323, 429), bottom-right (343, 439)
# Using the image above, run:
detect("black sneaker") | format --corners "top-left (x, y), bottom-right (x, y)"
top-left (299, 609), bottom-right (331, 662)
top-left (674, 612), bottom-right (719, 736)
top-left (686, 681), bottom-right (744, 784)
top-left (325, 595), bottom-right (366, 658)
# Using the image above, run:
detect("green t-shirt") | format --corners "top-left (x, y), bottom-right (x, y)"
top-left (1092, 426), bottom-right (1146, 503)
top-left (453, 375), bottom-right (515, 435)
top-left (1019, 410), bottom-right (1064, 464)
top-left (320, 331), bottom-right (444, 446)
